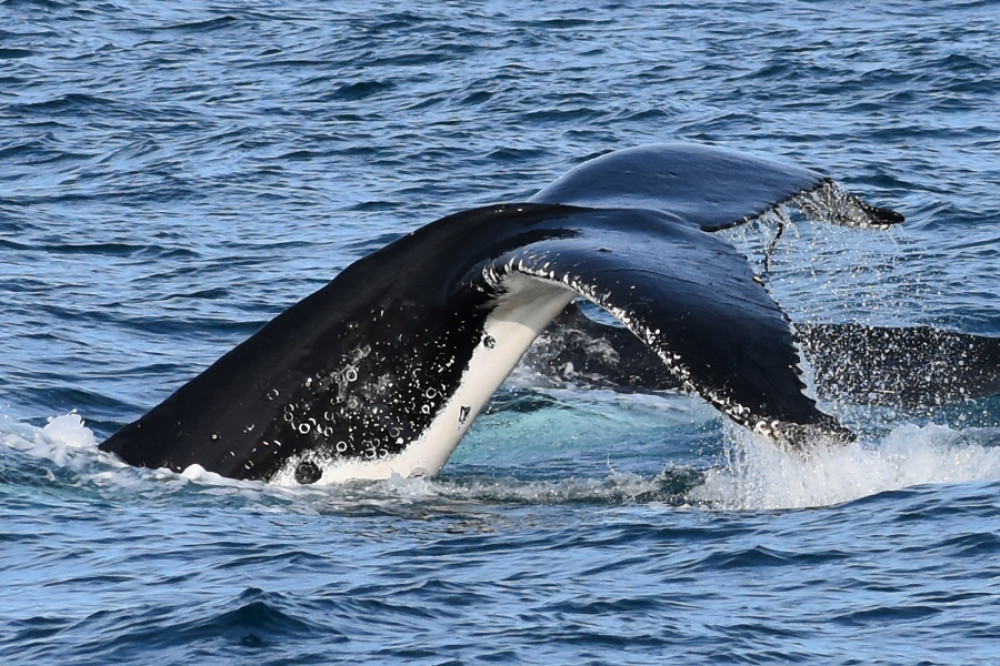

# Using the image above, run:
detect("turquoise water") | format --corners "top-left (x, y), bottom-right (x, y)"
top-left (3, 1), bottom-right (1000, 663)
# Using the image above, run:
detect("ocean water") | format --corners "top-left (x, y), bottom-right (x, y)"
top-left (3, 1), bottom-right (1000, 663)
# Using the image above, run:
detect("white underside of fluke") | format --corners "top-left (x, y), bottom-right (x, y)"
top-left (273, 274), bottom-right (577, 484)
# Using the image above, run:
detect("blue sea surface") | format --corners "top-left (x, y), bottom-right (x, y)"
top-left (3, 1), bottom-right (1000, 663)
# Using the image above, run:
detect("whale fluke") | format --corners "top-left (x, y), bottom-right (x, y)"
top-left (100, 144), bottom-right (902, 483)
top-left (531, 143), bottom-right (903, 230)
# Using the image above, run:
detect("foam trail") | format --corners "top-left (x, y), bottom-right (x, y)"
top-left (690, 423), bottom-right (1000, 510)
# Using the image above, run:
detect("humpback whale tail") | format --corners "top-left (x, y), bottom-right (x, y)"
top-left (530, 143), bottom-right (902, 231)
top-left (100, 144), bottom-right (902, 483)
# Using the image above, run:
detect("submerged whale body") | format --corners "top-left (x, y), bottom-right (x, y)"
top-left (100, 144), bottom-right (903, 484)
top-left (529, 304), bottom-right (1000, 407)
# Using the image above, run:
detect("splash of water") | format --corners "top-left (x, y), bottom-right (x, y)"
top-left (690, 423), bottom-right (1000, 510)
top-left (1, 412), bottom-right (97, 467)
top-left (7, 411), bottom-right (1000, 512)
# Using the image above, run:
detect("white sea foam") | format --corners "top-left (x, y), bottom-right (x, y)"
top-left (1, 412), bottom-right (98, 465)
top-left (7, 411), bottom-right (1000, 512)
top-left (691, 423), bottom-right (1000, 510)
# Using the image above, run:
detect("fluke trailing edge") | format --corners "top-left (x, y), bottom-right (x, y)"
top-left (100, 144), bottom-right (903, 484)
